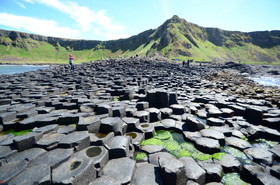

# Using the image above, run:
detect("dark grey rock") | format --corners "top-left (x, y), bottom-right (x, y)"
top-left (136, 101), bottom-right (149, 111)
top-left (99, 117), bottom-right (126, 135)
top-left (13, 132), bottom-right (43, 152)
top-left (185, 114), bottom-right (205, 131)
top-left (0, 160), bottom-right (28, 181)
top-left (160, 107), bottom-right (173, 119)
top-left (100, 157), bottom-right (136, 185)
top-left (0, 111), bottom-right (16, 124)
top-left (225, 137), bottom-right (252, 150)
top-left (180, 157), bottom-right (206, 184)
top-left (96, 103), bottom-right (112, 116)
top-left (31, 148), bottom-right (73, 169)
top-left (262, 117), bottom-right (280, 131)
top-left (244, 147), bottom-right (274, 166)
top-left (7, 148), bottom-right (46, 163)
top-left (199, 129), bottom-right (225, 145)
top-left (270, 144), bottom-right (280, 161)
top-left (244, 106), bottom-right (263, 124)
top-left (131, 162), bottom-right (164, 185)
top-left (198, 161), bottom-right (223, 183)
top-left (104, 136), bottom-right (130, 159)
top-left (8, 164), bottom-right (51, 185)
top-left (90, 132), bottom-right (114, 146)
top-left (112, 106), bottom-right (126, 118)
top-left (122, 117), bottom-right (140, 132)
top-left (36, 132), bottom-right (65, 150)
top-left (133, 110), bottom-right (150, 123)
top-left (37, 106), bottom-right (55, 114)
top-left (217, 154), bottom-right (241, 173)
top-left (33, 124), bottom-right (58, 135)
top-left (146, 108), bottom-right (161, 122)
top-left (207, 117), bottom-right (225, 126)
top-left (58, 131), bottom-right (90, 151)
top-left (57, 125), bottom-right (76, 134)
top-left (141, 144), bottom-right (163, 154)
top-left (158, 154), bottom-right (187, 185)
top-left (170, 104), bottom-right (186, 115)
top-left (195, 137), bottom-right (220, 154)
top-left (183, 131), bottom-right (202, 142)
top-left (90, 176), bottom-right (121, 185)
top-left (77, 116), bottom-right (101, 132)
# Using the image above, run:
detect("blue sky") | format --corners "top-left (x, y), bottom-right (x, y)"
top-left (0, 0), bottom-right (279, 40)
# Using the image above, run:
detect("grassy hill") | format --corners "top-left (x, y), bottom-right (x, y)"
top-left (0, 15), bottom-right (280, 64)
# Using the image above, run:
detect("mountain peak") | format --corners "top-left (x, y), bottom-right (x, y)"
top-left (169, 15), bottom-right (183, 23)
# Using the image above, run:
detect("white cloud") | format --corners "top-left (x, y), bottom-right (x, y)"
top-left (15, 0), bottom-right (26, 8)
top-left (23, 0), bottom-right (129, 39)
top-left (0, 13), bottom-right (80, 38)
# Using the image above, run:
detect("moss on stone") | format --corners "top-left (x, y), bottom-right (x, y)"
top-left (141, 138), bottom-right (163, 146)
top-left (154, 130), bottom-right (172, 140)
top-left (212, 152), bottom-right (227, 161)
top-left (173, 149), bottom-right (191, 158)
top-left (222, 173), bottom-right (248, 185)
top-left (180, 142), bottom-right (196, 152)
top-left (1, 129), bottom-right (32, 136)
top-left (135, 152), bottom-right (147, 161)
top-left (163, 140), bottom-right (181, 151)
top-left (192, 151), bottom-right (212, 161)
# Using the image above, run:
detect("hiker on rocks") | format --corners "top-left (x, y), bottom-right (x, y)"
top-left (69, 54), bottom-right (75, 72)
top-left (182, 61), bottom-right (185, 67)
top-left (187, 59), bottom-right (190, 68)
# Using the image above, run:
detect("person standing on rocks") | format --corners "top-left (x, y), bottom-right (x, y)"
top-left (69, 54), bottom-right (75, 72)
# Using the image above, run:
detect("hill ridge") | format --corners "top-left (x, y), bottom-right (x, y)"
top-left (0, 15), bottom-right (280, 63)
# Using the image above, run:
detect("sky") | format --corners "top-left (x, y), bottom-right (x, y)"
top-left (0, 0), bottom-right (279, 41)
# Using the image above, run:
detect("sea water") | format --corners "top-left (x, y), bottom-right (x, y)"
top-left (0, 65), bottom-right (49, 75)
top-left (249, 76), bottom-right (280, 88)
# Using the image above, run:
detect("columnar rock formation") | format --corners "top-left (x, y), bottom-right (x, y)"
top-left (0, 58), bottom-right (280, 184)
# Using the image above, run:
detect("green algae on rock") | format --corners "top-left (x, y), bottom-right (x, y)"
top-left (172, 149), bottom-right (191, 158)
top-left (135, 152), bottom-right (147, 161)
top-left (212, 152), bottom-right (227, 161)
top-left (222, 146), bottom-right (253, 165)
top-left (222, 173), bottom-right (248, 185)
top-left (141, 138), bottom-right (163, 146)
top-left (192, 151), bottom-right (212, 161)
top-left (1, 129), bottom-right (32, 136)
top-left (163, 140), bottom-right (181, 151)
top-left (154, 130), bottom-right (173, 140)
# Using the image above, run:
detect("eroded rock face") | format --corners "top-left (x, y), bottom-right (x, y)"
top-left (1, 58), bottom-right (280, 185)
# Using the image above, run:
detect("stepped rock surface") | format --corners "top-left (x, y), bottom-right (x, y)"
top-left (0, 57), bottom-right (280, 184)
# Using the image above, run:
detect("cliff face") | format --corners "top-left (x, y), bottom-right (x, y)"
top-left (0, 15), bottom-right (280, 62)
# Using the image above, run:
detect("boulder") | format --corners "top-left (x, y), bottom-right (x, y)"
top-left (195, 137), bottom-right (220, 154)
top-left (99, 117), bottom-right (126, 135)
top-left (244, 147), bottom-right (274, 166)
top-left (217, 154), bottom-right (241, 173)
top-left (198, 161), bottom-right (223, 183)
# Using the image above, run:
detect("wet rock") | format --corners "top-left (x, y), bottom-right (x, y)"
top-left (244, 147), bottom-right (274, 166)
top-left (180, 157), bottom-right (206, 184)
top-left (58, 131), bottom-right (90, 151)
top-left (104, 136), bottom-right (130, 159)
top-left (195, 137), bottom-right (220, 154)
top-left (100, 157), bottom-right (136, 185)
top-left (131, 162), bottom-right (164, 185)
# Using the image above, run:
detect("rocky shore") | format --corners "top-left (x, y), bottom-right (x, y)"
top-left (0, 58), bottom-right (280, 185)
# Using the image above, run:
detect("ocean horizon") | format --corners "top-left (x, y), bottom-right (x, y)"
top-left (0, 64), bottom-right (49, 75)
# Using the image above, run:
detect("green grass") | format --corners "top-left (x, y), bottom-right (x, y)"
top-left (1, 129), bottom-right (32, 136)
